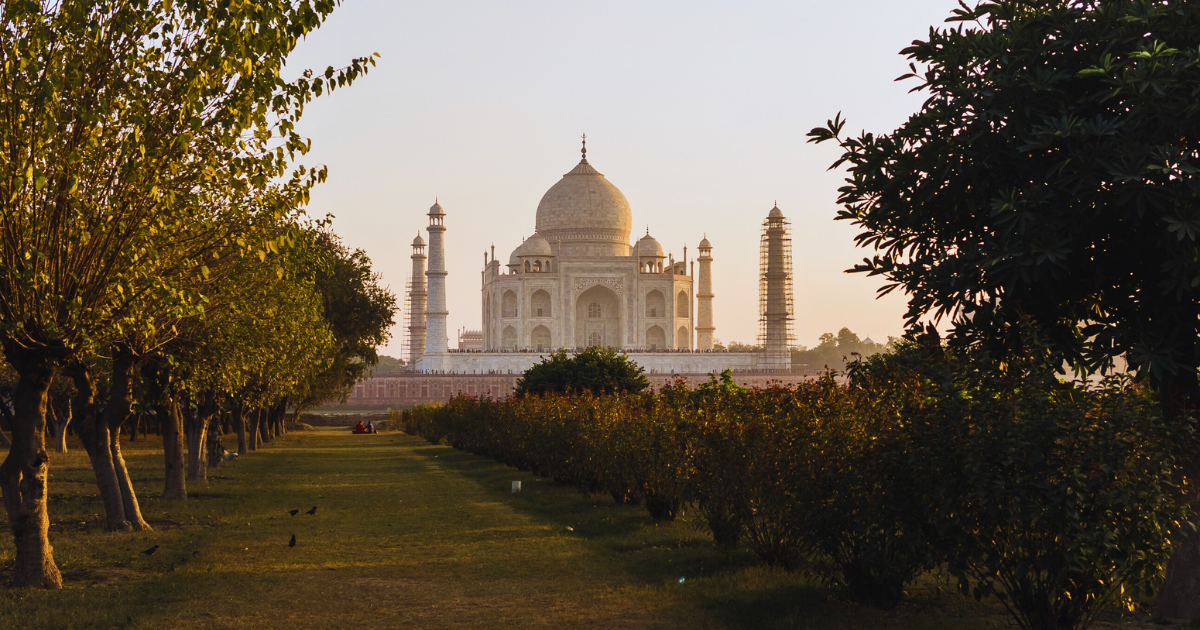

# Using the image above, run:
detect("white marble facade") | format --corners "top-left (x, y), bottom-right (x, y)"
top-left (480, 143), bottom-right (703, 353)
top-left (408, 140), bottom-right (792, 375)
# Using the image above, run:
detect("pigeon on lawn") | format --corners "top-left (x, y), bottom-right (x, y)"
top-left (289, 534), bottom-right (296, 548)
top-left (288, 509), bottom-right (299, 516)
top-left (141, 545), bottom-right (159, 556)
top-left (305, 506), bottom-right (317, 515)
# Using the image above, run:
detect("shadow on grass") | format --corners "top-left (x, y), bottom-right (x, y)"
top-left (406, 442), bottom-right (821, 630)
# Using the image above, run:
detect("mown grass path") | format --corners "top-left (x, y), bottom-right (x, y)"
top-left (0, 427), bottom-right (1053, 629)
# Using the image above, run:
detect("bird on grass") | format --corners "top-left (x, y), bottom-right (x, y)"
top-left (305, 506), bottom-right (317, 515)
top-left (288, 509), bottom-right (299, 516)
top-left (289, 534), bottom-right (296, 548)
top-left (141, 545), bottom-right (159, 556)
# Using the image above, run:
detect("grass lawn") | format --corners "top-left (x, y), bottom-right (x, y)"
top-left (0, 427), bottom-right (1169, 629)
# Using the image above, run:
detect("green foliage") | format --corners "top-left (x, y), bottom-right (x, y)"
top-left (792, 327), bottom-right (895, 371)
top-left (711, 339), bottom-right (760, 353)
top-left (0, 0), bottom-right (376, 367)
top-left (854, 335), bottom-right (1193, 629)
top-left (292, 231), bottom-right (397, 410)
top-left (808, 0), bottom-right (1200, 388)
top-left (403, 347), bottom-right (1190, 625)
top-left (513, 347), bottom-right (649, 397)
top-left (372, 355), bottom-right (406, 376)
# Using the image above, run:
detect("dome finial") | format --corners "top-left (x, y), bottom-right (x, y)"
top-left (581, 133), bottom-right (587, 163)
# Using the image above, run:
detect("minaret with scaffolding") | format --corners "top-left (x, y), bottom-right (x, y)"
top-left (759, 204), bottom-right (793, 370)
top-left (407, 234), bottom-right (427, 366)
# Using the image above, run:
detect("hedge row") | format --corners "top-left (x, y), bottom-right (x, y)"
top-left (399, 349), bottom-right (1192, 630)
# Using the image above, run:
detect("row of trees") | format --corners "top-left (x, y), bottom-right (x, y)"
top-left (0, 0), bottom-right (390, 587)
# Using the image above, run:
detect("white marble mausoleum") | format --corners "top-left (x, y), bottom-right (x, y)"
top-left (409, 139), bottom-right (789, 375)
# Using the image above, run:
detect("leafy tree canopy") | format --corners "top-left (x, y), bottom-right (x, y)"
top-left (793, 327), bottom-right (896, 371)
top-left (293, 231), bottom-right (397, 410)
top-left (808, 0), bottom-right (1200, 395)
top-left (371, 355), bottom-right (406, 376)
top-left (711, 339), bottom-right (760, 353)
top-left (515, 347), bottom-right (649, 397)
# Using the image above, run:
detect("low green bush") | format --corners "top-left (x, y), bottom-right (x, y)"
top-left (397, 345), bottom-right (1192, 628)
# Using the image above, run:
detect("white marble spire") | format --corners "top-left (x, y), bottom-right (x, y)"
top-left (424, 200), bottom-right (449, 355)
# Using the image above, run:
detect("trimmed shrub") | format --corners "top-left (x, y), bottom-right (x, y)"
top-left (397, 347), bottom-right (1192, 626)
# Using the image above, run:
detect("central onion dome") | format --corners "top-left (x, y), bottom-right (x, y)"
top-left (534, 139), bottom-right (633, 257)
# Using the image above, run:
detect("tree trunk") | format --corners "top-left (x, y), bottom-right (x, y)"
top-left (257, 407), bottom-right (269, 445)
top-left (1154, 369), bottom-right (1200, 619)
top-left (105, 352), bottom-right (150, 530)
top-left (234, 402), bottom-right (248, 456)
top-left (0, 358), bottom-right (63, 588)
top-left (159, 398), bottom-right (187, 500)
top-left (110, 427), bottom-right (150, 530)
top-left (207, 416), bottom-right (224, 472)
top-left (0, 391), bottom-right (16, 448)
top-left (269, 398), bottom-right (287, 439)
top-left (67, 364), bottom-right (130, 531)
top-left (127, 411), bottom-right (140, 442)
top-left (47, 403), bottom-right (70, 454)
top-left (252, 407), bottom-right (263, 450)
top-left (186, 390), bottom-right (216, 482)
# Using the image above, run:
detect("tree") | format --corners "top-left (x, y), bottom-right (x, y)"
top-left (0, 0), bottom-right (373, 586)
top-left (792, 327), bottom-right (894, 370)
top-left (807, 0), bottom-right (1200, 617)
top-left (291, 231), bottom-right (397, 413)
top-left (372, 355), bottom-right (407, 376)
top-left (515, 347), bottom-right (649, 397)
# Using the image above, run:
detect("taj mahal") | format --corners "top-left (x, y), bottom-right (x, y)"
top-left (406, 138), bottom-right (795, 375)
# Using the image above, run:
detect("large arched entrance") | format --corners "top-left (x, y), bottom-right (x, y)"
top-left (575, 285), bottom-right (621, 348)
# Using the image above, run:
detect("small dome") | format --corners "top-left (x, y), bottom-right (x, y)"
top-left (412, 233), bottom-right (425, 247)
top-left (429, 200), bottom-right (444, 216)
top-left (768, 205), bottom-right (784, 219)
top-left (508, 247), bottom-right (521, 266)
top-left (515, 233), bottom-right (553, 257)
top-left (637, 233), bottom-right (664, 258)
top-left (698, 236), bottom-right (712, 249)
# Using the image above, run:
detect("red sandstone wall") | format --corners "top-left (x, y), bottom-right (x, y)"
top-left (340, 371), bottom-right (826, 407)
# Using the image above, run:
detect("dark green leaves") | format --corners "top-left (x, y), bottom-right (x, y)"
top-left (807, 0), bottom-right (1200, 384)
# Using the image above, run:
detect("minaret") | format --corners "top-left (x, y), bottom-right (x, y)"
top-left (408, 234), bottom-right (427, 365)
top-left (697, 236), bottom-right (714, 350)
top-left (759, 204), bottom-right (793, 370)
top-left (425, 200), bottom-right (449, 355)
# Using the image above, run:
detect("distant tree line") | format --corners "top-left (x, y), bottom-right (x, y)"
top-left (714, 328), bottom-right (895, 372)
top-left (791, 328), bottom-right (896, 371)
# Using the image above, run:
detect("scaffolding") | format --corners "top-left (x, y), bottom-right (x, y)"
top-left (758, 209), bottom-right (794, 370)
top-left (401, 276), bottom-right (413, 365)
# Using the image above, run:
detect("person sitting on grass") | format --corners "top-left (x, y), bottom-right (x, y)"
top-left (353, 420), bottom-right (366, 434)
top-left (366, 420), bottom-right (376, 434)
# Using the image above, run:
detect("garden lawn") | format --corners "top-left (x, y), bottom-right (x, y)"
top-left (0, 427), bottom-right (1156, 629)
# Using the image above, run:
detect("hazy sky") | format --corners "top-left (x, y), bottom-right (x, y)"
top-left (284, 0), bottom-right (965, 358)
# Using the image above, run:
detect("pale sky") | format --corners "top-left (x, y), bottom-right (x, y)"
top-left (284, 0), bottom-right (965, 358)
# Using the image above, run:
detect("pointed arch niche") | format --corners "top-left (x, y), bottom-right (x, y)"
top-left (575, 285), bottom-right (621, 348)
